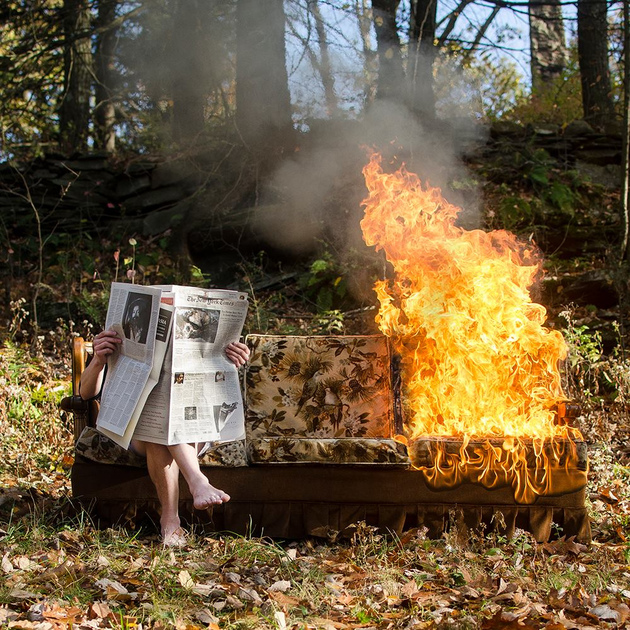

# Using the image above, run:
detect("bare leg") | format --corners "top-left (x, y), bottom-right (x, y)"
top-left (131, 439), bottom-right (186, 546)
top-left (168, 443), bottom-right (230, 509)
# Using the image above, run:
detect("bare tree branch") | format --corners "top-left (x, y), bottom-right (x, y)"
top-left (464, 6), bottom-right (501, 58)
top-left (438, 0), bottom-right (477, 46)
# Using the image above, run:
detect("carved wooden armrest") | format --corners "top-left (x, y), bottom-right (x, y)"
top-left (60, 337), bottom-right (96, 440)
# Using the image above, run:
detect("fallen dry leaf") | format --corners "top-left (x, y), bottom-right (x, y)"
top-left (0, 607), bottom-right (19, 624)
top-left (178, 569), bottom-right (195, 589)
top-left (88, 602), bottom-right (112, 620)
top-left (589, 602), bottom-right (627, 623)
top-left (268, 590), bottom-right (301, 608)
top-left (95, 577), bottom-right (127, 594)
top-left (274, 610), bottom-right (287, 630)
top-left (237, 586), bottom-right (262, 605)
top-left (224, 594), bottom-right (245, 610)
top-left (193, 608), bottom-right (219, 626)
top-left (8, 588), bottom-right (40, 600)
top-left (2, 553), bottom-right (13, 573)
top-left (42, 602), bottom-right (82, 622)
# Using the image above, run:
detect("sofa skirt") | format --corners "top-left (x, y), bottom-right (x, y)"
top-left (71, 457), bottom-right (591, 542)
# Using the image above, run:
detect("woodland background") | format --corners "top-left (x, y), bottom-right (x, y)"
top-left (1, 1), bottom-right (630, 629)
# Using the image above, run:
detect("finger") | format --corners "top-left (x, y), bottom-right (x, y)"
top-left (94, 334), bottom-right (119, 347)
top-left (227, 348), bottom-right (248, 362)
top-left (93, 335), bottom-right (122, 357)
top-left (226, 346), bottom-right (249, 365)
top-left (94, 334), bottom-right (121, 349)
top-left (225, 353), bottom-right (242, 367)
top-left (228, 342), bottom-right (250, 359)
top-left (94, 330), bottom-right (122, 342)
top-left (225, 349), bottom-right (247, 367)
top-left (95, 342), bottom-right (117, 354)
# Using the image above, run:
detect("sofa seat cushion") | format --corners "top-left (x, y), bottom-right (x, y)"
top-left (248, 436), bottom-right (409, 464)
top-left (76, 427), bottom-right (147, 467)
top-left (199, 439), bottom-right (248, 467)
top-left (75, 427), bottom-right (248, 467)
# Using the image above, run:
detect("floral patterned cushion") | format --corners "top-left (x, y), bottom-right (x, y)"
top-left (73, 335), bottom-right (407, 467)
top-left (199, 440), bottom-right (248, 467)
top-left (245, 335), bottom-right (408, 464)
top-left (75, 427), bottom-right (247, 467)
top-left (248, 437), bottom-right (409, 464)
top-left (75, 427), bottom-right (147, 468)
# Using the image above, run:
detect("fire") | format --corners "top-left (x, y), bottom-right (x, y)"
top-left (360, 152), bottom-right (585, 503)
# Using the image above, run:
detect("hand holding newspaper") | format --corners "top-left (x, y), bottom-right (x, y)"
top-left (96, 283), bottom-right (249, 449)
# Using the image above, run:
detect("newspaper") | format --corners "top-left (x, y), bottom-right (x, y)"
top-left (96, 283), bottom-right (248, 449)
top-left (97, 296), bottom-right (174, 449)
top-left (96, 284), bottom-right (163, 439)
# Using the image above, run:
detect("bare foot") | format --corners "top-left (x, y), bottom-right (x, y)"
top-left (161, 516), bottom-right (186, 547)
top-left (162, 525), bottom-right (188, 548)
top-left (190, 478), bottom-right (230, 510)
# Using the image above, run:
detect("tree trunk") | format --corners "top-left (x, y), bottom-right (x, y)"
top-left (355, 0), bottom-right (378, 108)
top-left (408, 0), bottom-right (437, 121)
top-left (371, 0), bottom-right (405, 102)
top-left (171, 0), bottom-right (206, 144)
top-left (577, 0), bottom-right (615, 129)
top-left (59, 0), bottom-right (93, 153)
top-left (529, 0), bottom-right (567, 93)
top-left (621, 0), bottom-right (630, 261)
top-left (235, 0), bottom-right (293, 151)
top-left (309, 0), bottom-right (338, 116)
top-left (94, 0), bottom-right (118, 154)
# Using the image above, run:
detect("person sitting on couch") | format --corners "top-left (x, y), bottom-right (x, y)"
top-left (79, 328), bottom-right (250, 547)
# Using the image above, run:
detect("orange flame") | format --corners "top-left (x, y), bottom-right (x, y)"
top-left (360, 152), bottom-right (585, 503)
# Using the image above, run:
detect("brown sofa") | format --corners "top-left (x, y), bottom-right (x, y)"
top-left (62, 335), bottom-right (591, 541)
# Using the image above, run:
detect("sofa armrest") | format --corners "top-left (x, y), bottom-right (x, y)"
top-left (60, 395), bottom-right (89, 413)
top-left (61, 337), bottom-right (97, 440)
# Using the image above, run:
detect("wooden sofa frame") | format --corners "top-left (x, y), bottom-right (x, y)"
top-left (62, 337), bottom-right (591, 541)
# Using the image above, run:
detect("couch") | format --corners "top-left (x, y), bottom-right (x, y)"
top-left (62, 334), bottom-right (591, 541)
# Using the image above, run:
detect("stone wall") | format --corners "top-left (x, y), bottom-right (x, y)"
top-left (1, 120), bottom-right (623, 272)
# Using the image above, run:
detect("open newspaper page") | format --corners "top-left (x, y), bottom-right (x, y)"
top-left (134, 285), bottom-right (249, 445)
top-left (98, 300), bottom-right (174, 449)
top-left (130, 343), bottom-right (174, 445)
top-left (96, 283), bottom-right (162, 437)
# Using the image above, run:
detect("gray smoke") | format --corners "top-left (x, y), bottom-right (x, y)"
top-left (254, 98), bottom-right (487, 259)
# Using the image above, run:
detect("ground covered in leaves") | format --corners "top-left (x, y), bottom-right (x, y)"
top-left (1, 334), bottom-right (630, 630)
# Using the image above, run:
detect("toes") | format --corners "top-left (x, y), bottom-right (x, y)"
top-left (193, 491), bottom-right (230, 510)
top-left (193, 496), bottom-right (216, 510)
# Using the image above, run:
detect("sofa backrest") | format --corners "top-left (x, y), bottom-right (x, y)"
top-left (243, 335), bottom-right (408, 465)
top-left (67, 334), bottom-right (410, 467)
top-left (245, 334), bottom-right (396, 439)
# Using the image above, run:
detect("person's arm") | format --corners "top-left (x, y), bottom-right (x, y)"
top-left (79, 329), bottom-right (122, 399)
top-left (224, 341), bottom-right (250, 367)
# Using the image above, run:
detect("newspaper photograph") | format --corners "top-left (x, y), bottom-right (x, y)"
top-left (96, 284), bottom-right (249, 448)
top-left (160, 285), bottom-right (248, 444)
